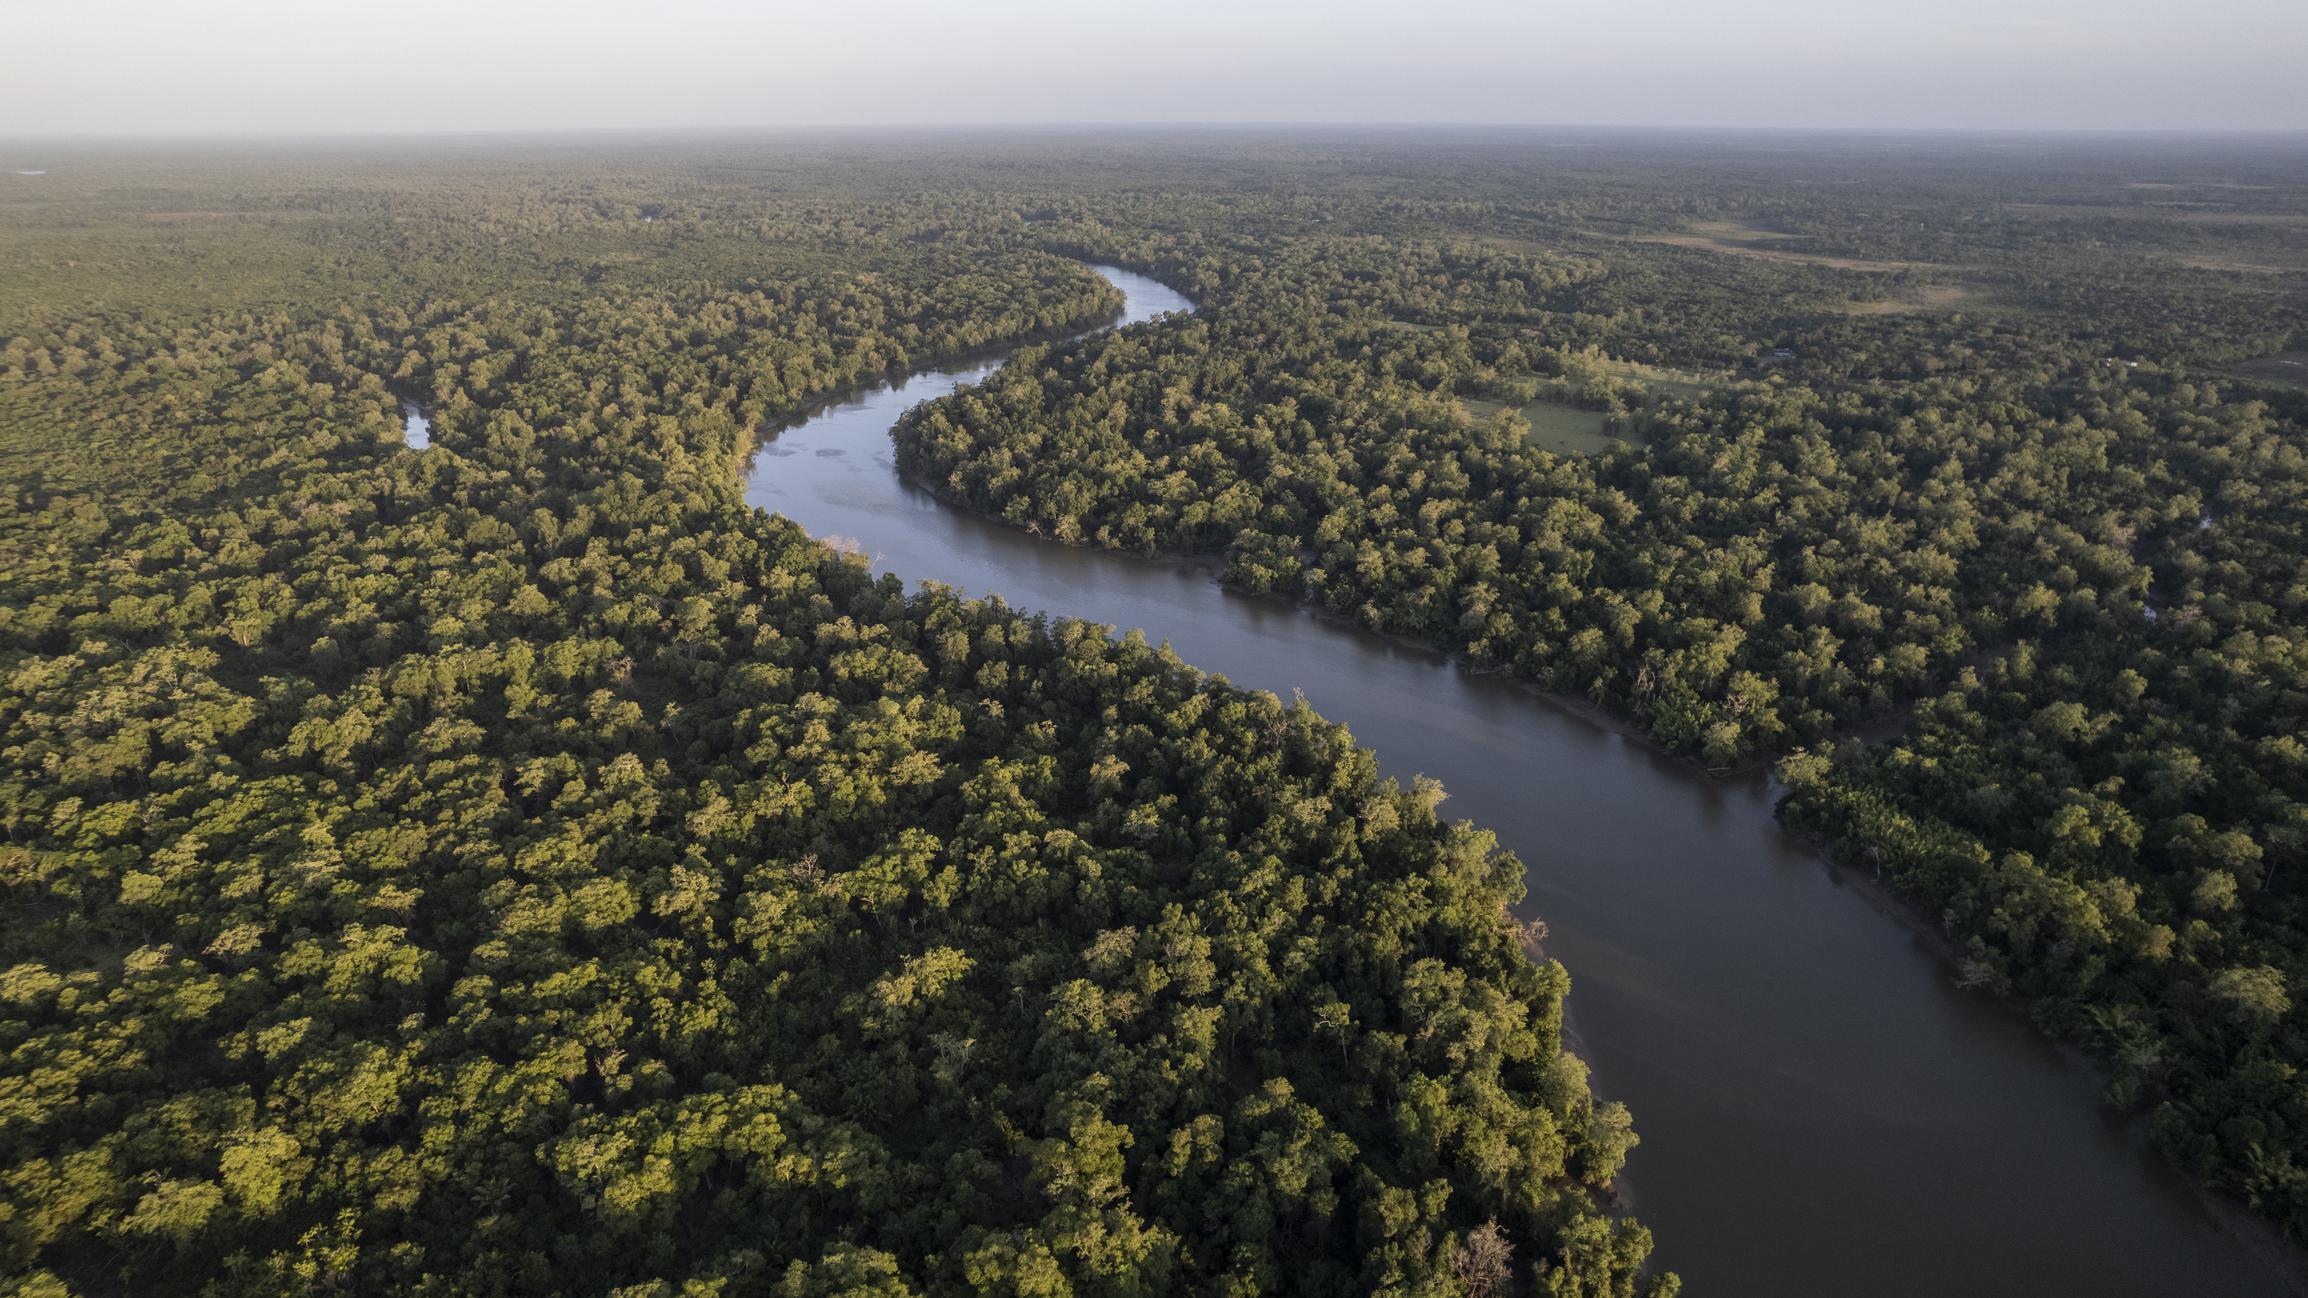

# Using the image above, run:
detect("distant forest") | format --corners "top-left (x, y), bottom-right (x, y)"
top-left (2, 132), bottom-right (2306, 1294)
top-left (888, 134), bottom-right (2308, 1244)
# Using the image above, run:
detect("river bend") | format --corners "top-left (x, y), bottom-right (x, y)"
top-left (740, 264), bottom-right (2295, 1296)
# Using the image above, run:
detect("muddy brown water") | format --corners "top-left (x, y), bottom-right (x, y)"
top-left (740, 264), bottom-right (2298, 1296)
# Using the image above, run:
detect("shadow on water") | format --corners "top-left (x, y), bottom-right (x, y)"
top-left (742, 264), bottom-right (2304, 1296)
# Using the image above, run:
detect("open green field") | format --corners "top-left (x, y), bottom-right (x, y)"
top-left (1583, 357), bottom-right (1724, 400)
top-left (1463, 394), bottom-right (1622, 454)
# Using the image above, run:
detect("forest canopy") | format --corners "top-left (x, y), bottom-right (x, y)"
top-left (5, 128), bottom-right (2308, 1291)
top-left (881, 133), bottom-right (2308, 1245)
top-left (0, 138), bottom-right (1691, 1297)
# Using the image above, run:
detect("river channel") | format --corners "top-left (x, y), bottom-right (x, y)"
top-left (740, 264), bottom-right (2296, 1296)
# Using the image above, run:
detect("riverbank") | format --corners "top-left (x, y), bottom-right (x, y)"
top-left (928, 469), bottom-right (2308, 1291)
top-left (736, 260), bottom-right (2299, 1297)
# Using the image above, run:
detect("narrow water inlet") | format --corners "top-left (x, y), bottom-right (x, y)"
top-left (400, 400), bottom-right (431, 449)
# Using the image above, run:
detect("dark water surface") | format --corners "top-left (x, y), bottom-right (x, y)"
top-left (741, 265), bottom-right (2296, 1296)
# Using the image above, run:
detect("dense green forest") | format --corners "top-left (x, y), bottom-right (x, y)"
top-left (0, 143), bottom-right (1671, 1296)
top-left (879, 136), bottom-right (2308, 1239)
top-left (6, 130), bottom-right (2308, 1291)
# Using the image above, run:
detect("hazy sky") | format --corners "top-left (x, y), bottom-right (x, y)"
top-left (9, 0), bottom-right (2307, 135)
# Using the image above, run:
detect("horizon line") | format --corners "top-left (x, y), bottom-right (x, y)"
top-left (7, 121), bottom-right (2308, 145)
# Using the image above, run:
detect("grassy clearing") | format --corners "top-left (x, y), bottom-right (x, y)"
top-left (1686, 219), bottom-right (1798, 241)
top-left (2220, 351), bottom-right (2308, 389)
top-left (1626, 221), bottom-right (1934, 272)
top-left (1460, 357), bottom-right (1729, 455)
top-left (1581, 358), bottom-right (1722, 400)
top-left (1462, 396), bottom-right (1620, 455)
top-left (1836, 283), bottom-right (1981, 315)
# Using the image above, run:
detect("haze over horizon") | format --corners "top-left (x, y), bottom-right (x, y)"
top-left (9, 0), bottom-right (2308, 137)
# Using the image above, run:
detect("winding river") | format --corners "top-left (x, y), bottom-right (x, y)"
top-left (741, 265), bottom-right (2299, 1295)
